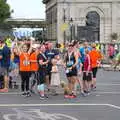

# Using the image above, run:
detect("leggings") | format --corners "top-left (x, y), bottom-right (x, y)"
top-left (20, 71), bottom-right (30, 92)
top-left (92, 67), bottom-right (98, 78)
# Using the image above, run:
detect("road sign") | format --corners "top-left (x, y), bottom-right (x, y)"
top-left (60, 23), bottom-right (69, 32)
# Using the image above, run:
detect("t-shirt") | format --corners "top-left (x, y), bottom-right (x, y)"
top-left (30, 52), bottom-right (38, 71)
top-left (89, 49), bottom-right (101, 68)
top-left (45, 49), bottom-right (59, 60)
top-left (37, 53), bottom-right (47, 71)
top-left (83, 54), bottom-right (91, 71)
top-left (108, 45), bottom-right (115, 56)
top-left (19, 53), bottom-right (30, 71)
top-left (79, 46), bottom-right (92, 63)
top-left (13, 54), bottom-right (20, 64)
top-left (45, 49), bottom-right (59, 71)
top-left (0, 48), bottom-right (2, 67)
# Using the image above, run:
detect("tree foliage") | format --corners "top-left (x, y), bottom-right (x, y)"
top-left (110, 33), bottom-right (118, 40)
top-left (0, 0), bottom-right (11, 23)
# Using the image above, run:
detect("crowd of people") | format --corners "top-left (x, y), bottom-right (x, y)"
top-left (0, 37), bottom-right (109, 99)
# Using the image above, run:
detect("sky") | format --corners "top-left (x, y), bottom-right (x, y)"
top-left (7, 0), bottom-right (45, 19)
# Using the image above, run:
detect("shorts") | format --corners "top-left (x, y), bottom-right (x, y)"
top-left (92, 67), bottom-right (98, 78)
top-left (66, 67), bottom-right (77, 77)
top-left (83, 72), bottom-right (92, 81)
top-left (37, 70), bottom-right (46, 85)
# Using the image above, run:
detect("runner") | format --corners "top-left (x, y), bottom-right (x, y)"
top-left (89, 43), bottom-right (102, 90)
top-left (64, 43), bottom-right (78, 98)
top-left (0, 39), bottom-right (11, 92)
top-left (16, 39), bottom-right (32, 97)
top-left (72, 41), bottom-right (85, 96)
top-left (0, 40), bottom-right (3, 89)
top-left (45, 42), bottom-right (59, 91)
top-left (29, 44), bottom-right (40, 93)
top-left (83, 48), bottom-right (92, 94)
top-left (107, 43), bottom-right (115, 65)
top-left (37, 45), bottom-right (48, 99)
top-left (113, 52), bottom-right (120, 70)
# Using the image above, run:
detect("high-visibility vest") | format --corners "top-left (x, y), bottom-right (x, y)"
top-left (6, 38), bottom-right (12, 48)
top-left (96, 44), bottom-right (100, 51)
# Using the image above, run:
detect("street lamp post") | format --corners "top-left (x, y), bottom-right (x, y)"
top-left (63, 8), bottom-right (66, 45)
top-left (69, 17), bottom-right (73, 42)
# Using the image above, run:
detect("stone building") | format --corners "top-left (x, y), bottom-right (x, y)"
top-left (43, 0), bottom-right (120, 43)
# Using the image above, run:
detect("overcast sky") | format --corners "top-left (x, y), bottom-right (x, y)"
top-left (7, 0), bottom-right (45, 19)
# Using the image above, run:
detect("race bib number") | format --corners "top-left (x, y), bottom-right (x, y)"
top-left (23, 60), bottom-right (30, 66)
top-left (67, 61), bottom-right (74, 67)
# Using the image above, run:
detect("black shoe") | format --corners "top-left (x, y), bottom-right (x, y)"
top-left (84, 90), bottom-right (87, 93)
top-left (21, 92), bottom-right (27, 96)
top-left (26, 92), bottom-right (31, 97)
top-left (52, 93), bottom-right (58, 96)
top-left (44, 94), bottom-right (49, 98)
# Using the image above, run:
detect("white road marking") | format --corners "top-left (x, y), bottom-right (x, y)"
top-left (0, 92), bottom-right (19, 95)
top-left (3, 108), bottom-right (79, 120)
top-left (97, 83), bottom-right (120, 86)
top-left (0, 103), bottom-right (110, 107)
top-left (0, 103), bottom-right (120, 110)
top-left (1, 91), bottom-right (120, 95)
top-left (2, 103), bottom-right (120, 120)
top-left (94, 92), bottom-right (120, 94)
top-left (108, 104), bottom-right (120, 110)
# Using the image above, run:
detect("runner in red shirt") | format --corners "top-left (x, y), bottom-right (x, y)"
top-left (83, 48), bottom-right (92, 95)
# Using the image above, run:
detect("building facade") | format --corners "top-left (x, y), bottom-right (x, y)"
top-left (43, 0), bottom-right (120, 43)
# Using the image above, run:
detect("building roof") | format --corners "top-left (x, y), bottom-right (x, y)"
top-left (43, 0), bottom-right (51, 4)
top-left (3, 18), bottom-right (46, 28)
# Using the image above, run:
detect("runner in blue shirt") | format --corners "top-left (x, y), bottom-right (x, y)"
top-left (44, 42), bottom-right (59, 91)
top-left (79, 42), bottom-right (92, 64)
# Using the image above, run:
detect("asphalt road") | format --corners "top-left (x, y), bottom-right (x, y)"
top-left (0, 68), bottom-right (120, 120)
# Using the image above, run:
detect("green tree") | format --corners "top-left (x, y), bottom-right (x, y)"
top-left (0, 0), bottom-right (11, 23)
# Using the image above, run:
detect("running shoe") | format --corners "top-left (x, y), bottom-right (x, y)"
top-left (40, 96), bottom-right (45, 100)
top-left (26, 92), bottom-right (31, 97)
top-left (21, 92), bottom-right (27, 96)
top-left (86, 91), bottom-right (90, 95)
top-left (81, 92), bottom-right (87, 97)
top-left (91, 86), bottom-right (96, 91)
top-left (68, 94), bottom-right (77, 99)
top-left (64, 94), bottom-right (70, 98)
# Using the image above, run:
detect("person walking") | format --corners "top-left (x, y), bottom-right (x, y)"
top-left (64, 43), bottom-right (78, 98)
top-left (29, 44), bottom-right (40, 93)
top-left (37, 45), bottom-right (48, 99)
top-left (16, 39), bottom-right (32, 97)
top-left (0, 39), bottom-right (11, 92)
top-left (89, 43), bottom-right (102, 90)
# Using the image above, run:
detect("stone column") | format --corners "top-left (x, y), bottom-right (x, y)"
top-left (100, 17), bottom-right (105, 43)
top-left (112, 2), bottom-right (117, 33)
top-left (57, 4), bottom-right (64, 43)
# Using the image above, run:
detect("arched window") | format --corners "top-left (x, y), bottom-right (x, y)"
top-left (77, 11), bottom-right (100, 42)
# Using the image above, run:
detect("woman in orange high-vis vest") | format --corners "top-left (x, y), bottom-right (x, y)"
top-left (29, 45), bottom-right (40, 93)
top-left (89, 43), bottom-right (102, 90)
top-left (16, 40), bottom-right (32, 97)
